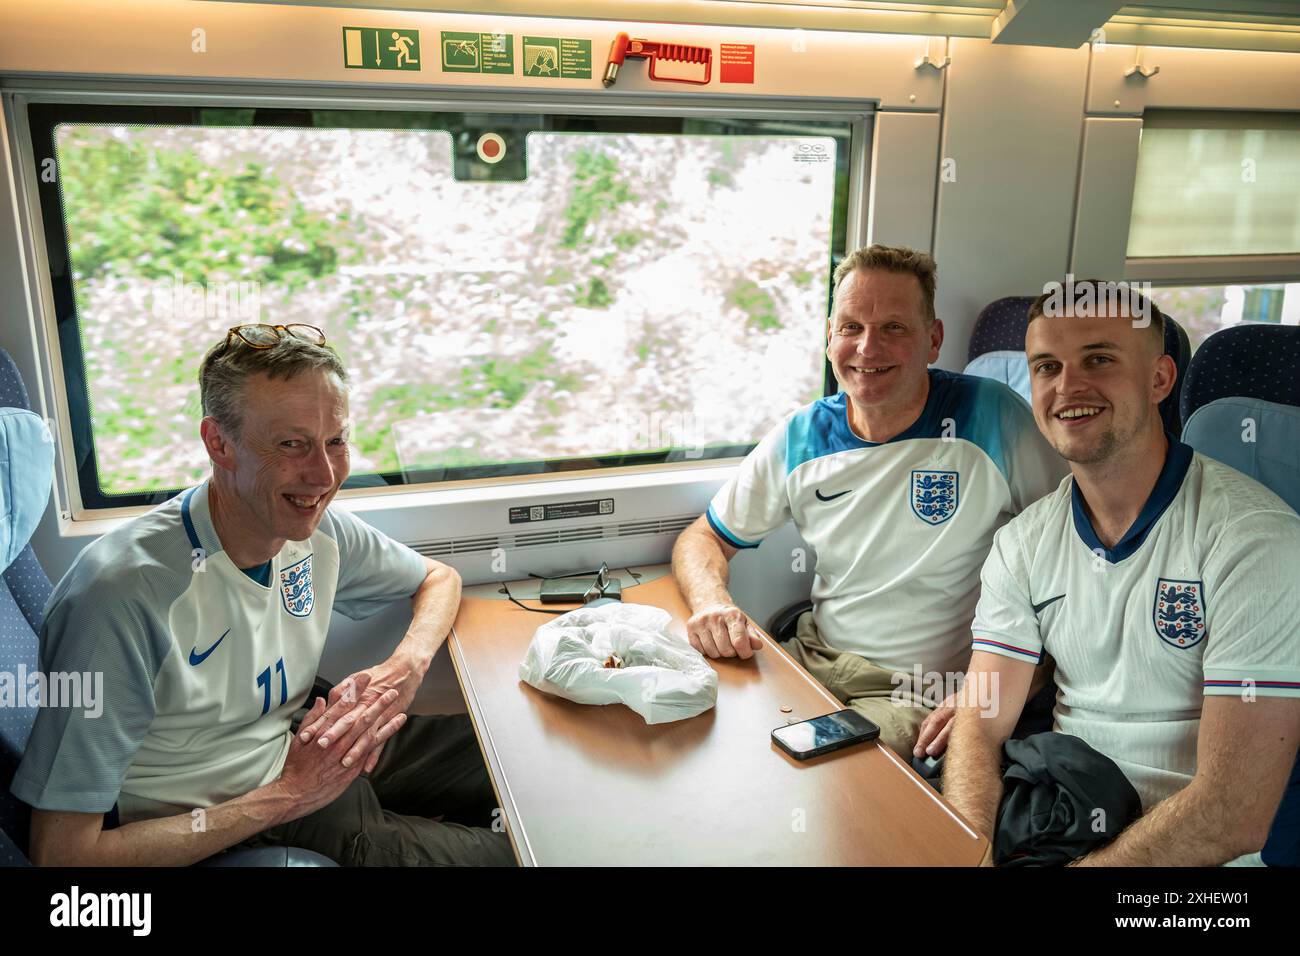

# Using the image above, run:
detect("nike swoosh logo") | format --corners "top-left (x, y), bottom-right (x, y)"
top-left (189, 629), bottom-right (230, 666)
top-left (815, 489), bottom-right (852, 502)
top-left (1031, 594), bottom-right (1065, 614)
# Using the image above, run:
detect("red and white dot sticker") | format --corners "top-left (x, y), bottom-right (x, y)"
top-left (477, 132), bottom-right (506, 164)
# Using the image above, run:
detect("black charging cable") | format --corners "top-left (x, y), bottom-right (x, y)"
top-left (498, 564), bottom-right (643, 615)
top-left (499, 581), bottom-right (569, 615)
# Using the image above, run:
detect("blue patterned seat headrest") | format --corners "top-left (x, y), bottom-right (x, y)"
top-left (1159, 315), bottom-right (1191, 439)
top-left (0, 350), bottom-right (30, 412)
top-left (0, 408), bottom-right (54, 574)
top-left (967, 296), bottom-right (1036, 363)
top-left (967, 297), bottom-right (1190, 437)
top-left (1180, 324), bottom-right (1300, 425)
top-left (963, 351), bottom-right (1031, 405)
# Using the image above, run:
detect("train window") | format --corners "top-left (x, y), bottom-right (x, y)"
top-left (1154, 281), bottom-right (1300, 351)
top-left (29, 103), bottom-right (851, 511)
top-left (1128, 111), bottom-right (1300, 259)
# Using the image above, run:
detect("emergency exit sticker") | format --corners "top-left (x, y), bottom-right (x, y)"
top-left (720, 43), bottom-right (755, 84)
top-left (342, 27), bottom-right (421, 71)
top-left (441, 31), bottom-right (515, 74)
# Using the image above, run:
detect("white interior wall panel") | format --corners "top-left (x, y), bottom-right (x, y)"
top-left (1086, 43), bottom-right (1300, 115)
top-left (1071, 115), bottom-right (1142, 278)
top-left (0, 1), bottom-right (945, 109)
top-left (868, 109), bottom-right (942, 253)
top-left (932, 37), bottom-right (1090, 367)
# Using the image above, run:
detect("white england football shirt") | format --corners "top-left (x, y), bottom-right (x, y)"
top-left (971, 442), bottom-right (1300, 810)
top-left (707, 369), bottom-right (1066, 683)
top-left (12, 481), bottom-right (428, 823)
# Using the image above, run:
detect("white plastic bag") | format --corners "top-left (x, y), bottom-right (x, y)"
top-left (518, 602), bottom-right (718, 724)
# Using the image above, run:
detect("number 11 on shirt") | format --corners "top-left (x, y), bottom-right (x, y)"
top-left (257, 657), bottom-right (287, 715)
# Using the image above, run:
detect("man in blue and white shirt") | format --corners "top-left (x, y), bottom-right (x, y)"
top-left (672, 245), bottom-right (1066, 757)
top-left (13, 327), bottom-right (512, 866)
top-left (943, 285), bottom-right (1300, 865)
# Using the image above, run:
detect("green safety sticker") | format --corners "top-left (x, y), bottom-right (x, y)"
top-left (440, 31), bottom-right (514, 74)
top-left (342, 27), bottom-right (422, 71)
top-left (522, 36), bottom-right (593, 79)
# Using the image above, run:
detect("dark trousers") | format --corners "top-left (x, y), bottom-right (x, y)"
top-left (239, 714), bottom-right (515, 866)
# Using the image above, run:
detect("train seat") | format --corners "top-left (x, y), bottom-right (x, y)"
top-left (0, 349), bottom-right (334, 868)
top-left (963, 295), bottom-right (1037, 403)
top-left (0, 353), bottom-right (55, 867)
top-left (962, 294), bottom-right (1192, 437)
top-left (1180, 324), bottom-right (1300, 867)
top-left (1179, 324), bottom-right (1300, 514)
top-left (1160, 315), bottom-right (1194, 437)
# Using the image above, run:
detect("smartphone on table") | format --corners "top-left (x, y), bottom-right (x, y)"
top-left (771, 708), bottom-right (880, 760)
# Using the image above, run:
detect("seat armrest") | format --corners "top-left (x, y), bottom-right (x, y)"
top-left (199, 846), bottom-right (338, 867)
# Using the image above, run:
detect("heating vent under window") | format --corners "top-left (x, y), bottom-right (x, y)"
top-left (410, 514), bottom-right (699, 558)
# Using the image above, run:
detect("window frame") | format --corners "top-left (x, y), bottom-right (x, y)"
top-left (9, 86), bottom-right (871, 522)
top-left (1126, 254), bottom-right (1300, 285)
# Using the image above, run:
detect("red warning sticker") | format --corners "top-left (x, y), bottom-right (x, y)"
top-left (720, 43), bottom-right (755, 84)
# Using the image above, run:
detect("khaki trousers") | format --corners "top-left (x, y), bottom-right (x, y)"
top-left (781, 611), bottom-right (932, 759)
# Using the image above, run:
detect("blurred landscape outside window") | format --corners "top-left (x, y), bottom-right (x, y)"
top-left (52, 118), bottom-right (843, 497)
top-left (1153, 282), bottom-right (1300, 352)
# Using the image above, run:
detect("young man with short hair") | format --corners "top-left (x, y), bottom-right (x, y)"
top-left (944, 286), bottom-right (1300, 865)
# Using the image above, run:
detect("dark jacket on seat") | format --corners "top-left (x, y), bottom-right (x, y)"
top-left (914, 730), bottom-right (1143, 866)
top-left (993, 732), bottom-right (1142, 867)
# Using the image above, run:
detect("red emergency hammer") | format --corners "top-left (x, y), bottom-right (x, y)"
top-left (603, 32), bottom-right (712, 87)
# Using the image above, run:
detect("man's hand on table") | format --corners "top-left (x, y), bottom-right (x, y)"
top-left (297, 652), bottom-right (425, 773)
top-left (686, 603), bottom-right (764, 660)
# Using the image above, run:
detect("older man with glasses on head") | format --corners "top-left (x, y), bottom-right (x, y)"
top-left (12, 323), bottom-right (514, 867)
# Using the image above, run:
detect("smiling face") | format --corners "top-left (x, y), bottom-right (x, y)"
top-left (204, 369), bottom-right (351, 554)
top-left (1025, 311), bottom-right (1175, 466)
top-left (826, 268), bottom-right (942, 421)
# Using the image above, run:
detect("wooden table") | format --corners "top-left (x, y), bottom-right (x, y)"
top-left (448, 573), bottom-right (988, 866)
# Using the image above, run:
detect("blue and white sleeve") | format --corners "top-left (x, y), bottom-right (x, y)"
top-left (10, 588), bottom-right (167, 814)
top-left (970, 520), bottom-right (1044, 665)
top-left (705, 418), bottom-right (792, 550)
top-left (323, 508), bottom-right (430, 621)
top-left (1201, 511), bottom-right (1300, 699)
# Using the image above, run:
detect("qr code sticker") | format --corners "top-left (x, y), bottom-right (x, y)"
top-left (599, 499), bottom-right (613, 515)
top-left (529, 506), bottom-right (545, 521)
